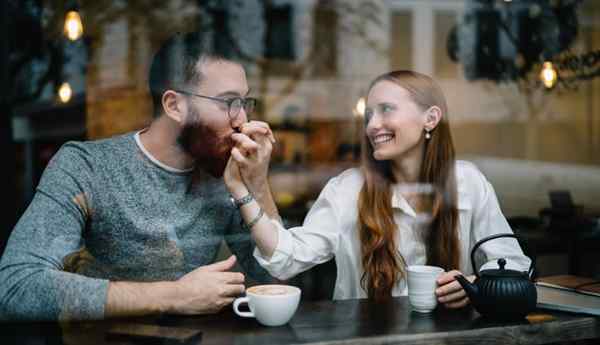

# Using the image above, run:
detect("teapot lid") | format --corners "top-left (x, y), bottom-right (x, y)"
top-left (480, 258), bottom-right (528, 278)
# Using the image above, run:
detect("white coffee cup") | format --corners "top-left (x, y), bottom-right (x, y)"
top-left (407, 265), bottom-right (445, 313)
top-left (233, 284), bottom-right (301, 326)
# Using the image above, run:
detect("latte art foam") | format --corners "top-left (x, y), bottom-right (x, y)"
top-left (248, 285), bottom-right (294, 296)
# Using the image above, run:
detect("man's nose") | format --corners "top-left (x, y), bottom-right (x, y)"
top-left (231, 108), bottom-right (248, 131)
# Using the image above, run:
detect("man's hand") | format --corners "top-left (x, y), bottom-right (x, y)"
top-left (435, 270), bottom-right (475, 309)
top-left (169, 255), bottom-right (245, 315)
top-left (224, 154), bottom-right (247, 198)
top-left (230, 121), bottom-right (275, 197)
top-left (105, 256), bottom-right (245, 318)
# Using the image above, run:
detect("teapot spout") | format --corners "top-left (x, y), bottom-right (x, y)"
top-left (455, 275), bottom-right (479, 302)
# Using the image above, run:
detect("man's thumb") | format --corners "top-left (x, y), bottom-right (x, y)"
top-left (205, 255), bottom-right (236, 272)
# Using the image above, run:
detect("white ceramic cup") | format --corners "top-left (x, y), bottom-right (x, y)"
top-left (407, 265), bottom-right (445, 313)
top-left (233, 284), bottom-right (301, 326)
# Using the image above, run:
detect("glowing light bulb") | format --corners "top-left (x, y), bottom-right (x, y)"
top-left (355, 97), bottom-right (366, 118)
top-left (58, 82), bottom-right (72, 103)
top-left (540, 61), bottom-right (557, 89)
top-left (64, 11), bottom-right (83, 41)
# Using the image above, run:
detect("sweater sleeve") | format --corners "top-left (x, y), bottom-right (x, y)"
top-left (0, 143), bottom-right (109, 321)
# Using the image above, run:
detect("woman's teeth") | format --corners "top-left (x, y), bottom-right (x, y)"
top-left (373, 134), bottom-right (394, 144)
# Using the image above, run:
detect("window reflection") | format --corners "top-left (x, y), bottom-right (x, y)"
top-left (3, 0), bottom-right (600, 296)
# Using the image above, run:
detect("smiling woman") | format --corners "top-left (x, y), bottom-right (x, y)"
top-left (359, 71), bottom-right (458, 300)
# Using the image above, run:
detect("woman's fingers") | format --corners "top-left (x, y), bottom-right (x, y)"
top-left (436, 278), bottom-right (463, 297)
top-left (434, 270), bottom-right (474, 309)
top-left (444, 296), bottom-right (470, 309)
top-left (436, 270), bottom-right (461, 286)
top-left (437, 286), bottom-right (467, 303)
top-left (242, 121), bottom-right (276, 143)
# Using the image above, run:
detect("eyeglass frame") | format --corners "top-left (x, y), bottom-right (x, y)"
top-left (174, 89), bottom-right (257, 123)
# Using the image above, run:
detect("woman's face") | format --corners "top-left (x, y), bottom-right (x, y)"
top-left (365, 80), bottom-right (428, 162)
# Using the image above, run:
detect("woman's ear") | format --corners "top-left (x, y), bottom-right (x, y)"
top-left (162, 90), bottom-right (186, 124)
top-left (424, 106), bottom-right (442, 131)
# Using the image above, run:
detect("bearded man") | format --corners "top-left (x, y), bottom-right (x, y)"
top-left (0, 31), bottom-right (280, 321)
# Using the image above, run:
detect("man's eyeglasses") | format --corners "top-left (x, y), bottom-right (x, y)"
top-left (175, 90), bottom-right (257, 122)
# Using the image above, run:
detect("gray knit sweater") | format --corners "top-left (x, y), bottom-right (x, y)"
top-left (0, 132), bottom-right (271, 321)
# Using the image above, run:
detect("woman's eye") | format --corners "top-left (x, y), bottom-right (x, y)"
top-left (381, 104), bottom-right (393, 113)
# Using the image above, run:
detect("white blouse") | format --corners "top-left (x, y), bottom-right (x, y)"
top-left (254, 161), bottom-right (531, 300)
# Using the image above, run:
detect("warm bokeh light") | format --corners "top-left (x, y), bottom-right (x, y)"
top-left (64, 11), bottom-right (83, 41)
top-left (540, 61), bottom-right (558, 89)
top-left (354, 97), bottom-right (366, 118)
top-left (58, 82), bottom-right (72, 103)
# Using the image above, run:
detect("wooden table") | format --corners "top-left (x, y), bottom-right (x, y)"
top-left (1, 297), bottom-right (599, 345)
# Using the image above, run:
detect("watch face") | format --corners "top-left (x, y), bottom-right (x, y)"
top-left (230, 193), bottom-right (253, 208)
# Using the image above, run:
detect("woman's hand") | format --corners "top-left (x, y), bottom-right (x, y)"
top-left (435, 270), bottom-right (475, 309)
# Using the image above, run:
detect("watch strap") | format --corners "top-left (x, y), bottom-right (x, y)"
top-left (231, 193), bottom-right (254, 208)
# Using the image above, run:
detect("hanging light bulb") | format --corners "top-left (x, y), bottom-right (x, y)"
top-left (64, 10), bottom-right (83, 41)
top-left (58, 82), bottom-right (73, 103)
top-left (354, 97), bottom-right (366, 118)
top-left (540, 61), bottom-right (557, 89)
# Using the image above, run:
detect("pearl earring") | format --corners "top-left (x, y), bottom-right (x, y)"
top-left (425, 130), bottom-right (431, 140)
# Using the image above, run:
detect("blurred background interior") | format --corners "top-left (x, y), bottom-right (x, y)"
top-left (1, 0), bottom-right (600, 301)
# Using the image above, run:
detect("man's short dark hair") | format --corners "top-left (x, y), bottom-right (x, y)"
top-left (148, 31), bottom-right (236, 118)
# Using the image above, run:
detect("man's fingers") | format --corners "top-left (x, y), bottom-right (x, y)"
top-left (231, 133), bottom-right (259, 154)
top-left (204, 255), bottom-right (236, 272)
top-left (218, 297), bottom-right (235, 309)
top-left (224, 155), bottom-right (238, 175)
top-left (219, 272), bottom-right (245, 284)
top-left (231, 147), bottom-right (250, 166)
top-left (220, 284), bottom-right (246, 298)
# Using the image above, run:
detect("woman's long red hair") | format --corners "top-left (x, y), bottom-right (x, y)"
top-left (358, 71), bottom-right (460, 300)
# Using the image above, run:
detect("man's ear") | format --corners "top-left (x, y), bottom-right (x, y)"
top-left (424, 106), bottom-right (442, 131)
top-left (162, 90), bottom-right (186, 124)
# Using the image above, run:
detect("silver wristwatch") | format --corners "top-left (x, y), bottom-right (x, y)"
top-left (230, 193), bottom-right (254, 208)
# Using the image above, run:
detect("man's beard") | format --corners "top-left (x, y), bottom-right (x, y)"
top-left (177, 108), bottom-right (233, 179)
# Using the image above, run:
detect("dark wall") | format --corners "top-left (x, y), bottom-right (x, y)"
top-left (0, 1), bottom-right (17, 256)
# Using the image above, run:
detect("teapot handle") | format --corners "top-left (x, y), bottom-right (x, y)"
top-left (470, 233), bottom-right (535, 279)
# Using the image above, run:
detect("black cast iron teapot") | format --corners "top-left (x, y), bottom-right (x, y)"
top-left (455, 233), bottom-right (537, 320)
